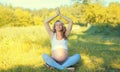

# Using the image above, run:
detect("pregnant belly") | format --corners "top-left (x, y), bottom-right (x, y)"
top-left (52, 48), bottom-right (68, 62)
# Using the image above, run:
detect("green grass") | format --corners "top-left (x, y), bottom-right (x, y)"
top-left (0, 25), bottom-right (120, 72)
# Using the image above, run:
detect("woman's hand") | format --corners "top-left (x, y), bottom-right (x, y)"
top-left (56, 8), bottom-right (61, 16)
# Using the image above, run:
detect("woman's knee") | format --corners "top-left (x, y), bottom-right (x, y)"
top-left (42, 54), bottom-right (49, 59)
top-left (74, 54), bottom-right (81, 59)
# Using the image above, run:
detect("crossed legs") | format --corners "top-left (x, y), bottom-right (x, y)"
top-left (42, 54), bottom-right (80, 70)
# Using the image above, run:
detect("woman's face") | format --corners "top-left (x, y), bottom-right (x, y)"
top-left (55, 22), bottom-right (63, 31)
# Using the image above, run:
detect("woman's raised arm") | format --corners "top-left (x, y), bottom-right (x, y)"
top-left (60, 14), bottom-right (73, 37)
top-left (44, 8), bottom-right (60, 38)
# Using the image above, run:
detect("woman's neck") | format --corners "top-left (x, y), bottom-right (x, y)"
top-left (56, 31), bottom-right (63, 39)
top-left (56, 31), bottom-right (63, 36)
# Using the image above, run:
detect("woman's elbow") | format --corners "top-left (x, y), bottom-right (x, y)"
top-left (44, 20), bottom-right (48, 23)
top-left (44, 20), bottom-right (49, 25)
top-left (70, 21), bottom-right (73, 24)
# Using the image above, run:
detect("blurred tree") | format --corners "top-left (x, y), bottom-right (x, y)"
top-left (14, 8), bottom-right (33, 26)
top-left (0, 2), bottom-right (120, 27)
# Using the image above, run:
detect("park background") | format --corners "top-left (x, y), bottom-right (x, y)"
top-left (0, 0), bottom-right (120, 72)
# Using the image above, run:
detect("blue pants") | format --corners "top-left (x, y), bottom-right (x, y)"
top-left (42, 53), bottom-right (80, 70)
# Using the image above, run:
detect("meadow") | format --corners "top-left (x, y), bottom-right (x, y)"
top-left (0, 25), bottom-right (120, 72)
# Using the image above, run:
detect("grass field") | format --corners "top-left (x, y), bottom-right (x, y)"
top-left (0, 25), bottom-right (120, 72)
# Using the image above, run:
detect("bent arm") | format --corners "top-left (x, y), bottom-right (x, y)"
top-left (44, 15), bottom-right (58, 38)
top-left (60, 15), bottom-right (73, 37)
top-left (44, 8), bottom-right (60, 38)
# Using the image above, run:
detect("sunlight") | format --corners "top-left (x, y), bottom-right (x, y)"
top-left (69, 35), bottom-right (77, 40)
top-left (81, 54), bottom-right (95, 69)
top-left (104, 40), bottom-right (115, 45)
top-left (81, 53), bottom-right (104, 69)
top-left (0, 0), bottom-right (72, 10)
top-left (0, 26), bottom-right (50, 70)
top-left (111, 63), bottom-right (120, 69)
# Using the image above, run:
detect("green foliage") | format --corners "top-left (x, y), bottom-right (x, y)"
top-left (84, 23), bottom-right (120, 35)
top-left (0, 2), bottom-right (120, 28)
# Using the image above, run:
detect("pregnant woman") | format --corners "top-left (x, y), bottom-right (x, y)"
top-left (42, 8), bottom-right (80, 70)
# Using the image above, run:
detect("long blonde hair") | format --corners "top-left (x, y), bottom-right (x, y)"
top-left (53, 20), bottom-right (67, 39)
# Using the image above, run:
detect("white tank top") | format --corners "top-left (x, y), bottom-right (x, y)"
top-left (51, 33), bottom-right (68, 51)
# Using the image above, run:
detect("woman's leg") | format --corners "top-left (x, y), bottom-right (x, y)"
top-left (42, 54), bottom-right (64, 70)
top-left (62, 54), bottom-right (80, 68)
